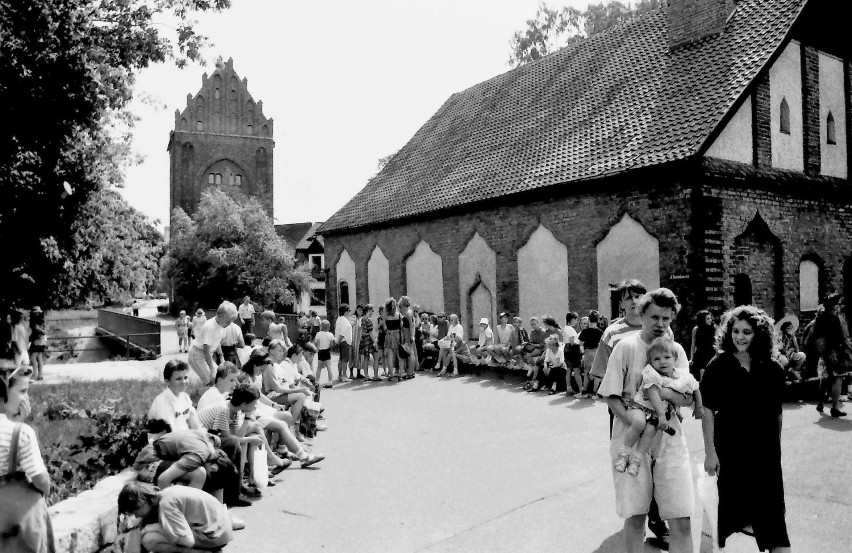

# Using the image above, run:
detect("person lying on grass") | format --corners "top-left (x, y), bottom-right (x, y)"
top-left (118, 481), bottom-right (232, 553)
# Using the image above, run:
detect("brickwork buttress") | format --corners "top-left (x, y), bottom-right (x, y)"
top-left (802, 46), bottom-right (821, 175)
top-left (754, 72), bottom-right (773, 167)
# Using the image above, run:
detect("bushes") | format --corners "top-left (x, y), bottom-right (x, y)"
top-left (29, 379), bottom-right (205, 505)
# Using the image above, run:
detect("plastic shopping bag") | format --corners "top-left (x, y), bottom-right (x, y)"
top-left (694, 464), bottom-right (721, 553)
top-left (252, 445), bottom-right (268, 490)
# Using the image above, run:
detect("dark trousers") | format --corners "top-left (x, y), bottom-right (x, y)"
top-left (543, 365), bottom-right (568, 392)
top-left (219, 436), bottom-right (244, 505)
top-left (241, 318), bottom-right (254, 337)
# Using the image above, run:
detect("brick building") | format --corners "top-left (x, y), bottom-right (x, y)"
top-left (168, 57), bottom-right (275, 219)
top-left (319, 0), bottom-right (851, 341)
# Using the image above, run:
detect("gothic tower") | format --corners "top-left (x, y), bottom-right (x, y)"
top-left (168, 57), bottom-right (274, 220)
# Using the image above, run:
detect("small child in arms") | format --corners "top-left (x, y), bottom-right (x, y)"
top-left (614, 336), bottom-right (703, 476)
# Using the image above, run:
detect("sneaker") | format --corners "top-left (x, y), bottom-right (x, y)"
top-left (613, 451), bottom-right (630, 473)
top-left (316, 423), bottom-right (328, 431)
top-left (626, 455), bottom-right (642, 477)
top-left (229, 512), bottom-right (246, 530)
top-left (301, 453), bottom-right (325, 468)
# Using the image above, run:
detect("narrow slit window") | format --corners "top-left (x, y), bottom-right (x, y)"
top-left (827, 112), bottom-right (836, 145)
top-left (235, 175), bottom-right (242, 186)
top-left (196, 120), bottom-right (204, 131)
top-left (208, 173), bottom-right (214, 184)
top-left (779, 98), bottom-right (790, 135)
top-left (215, 173), bottom-right (222, 185)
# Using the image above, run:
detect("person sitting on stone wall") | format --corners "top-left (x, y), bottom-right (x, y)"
top-left (435, 314), bottom-right (465, 371)
top-left (468, 318), bottom-right (494, 367)
top-left (486, 312), bottom-right (516, 366)
top-left (507, 316), bottom-right (530, 370)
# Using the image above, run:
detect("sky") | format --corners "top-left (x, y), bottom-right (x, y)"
top-left (121, 0), bottom-right (591, 228)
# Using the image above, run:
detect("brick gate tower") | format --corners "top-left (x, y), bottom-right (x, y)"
top-left (168, 57), bottom-right (274, 220)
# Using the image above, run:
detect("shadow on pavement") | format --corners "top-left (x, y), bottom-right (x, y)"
top-left (815, 416), bottom-right (852, 431)
top-left (591, 531), bottom-right (623, 552)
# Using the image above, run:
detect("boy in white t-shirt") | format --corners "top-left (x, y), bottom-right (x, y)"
top-left (469, 318), bottom-right (494, 365)
top-left (313, 320), bottom-right (335, 388)
top-left (148, 360), bottom-right (201, 432)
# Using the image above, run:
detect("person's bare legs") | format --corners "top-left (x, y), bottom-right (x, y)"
top-left (623, 514), bottom-right (646, 553)
top-left (666, 517), bottom-right (692, 553)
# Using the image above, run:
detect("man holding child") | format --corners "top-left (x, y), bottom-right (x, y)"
top-left (599, 288), bottom-right (695, 553)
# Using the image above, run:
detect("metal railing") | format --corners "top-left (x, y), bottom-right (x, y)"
top-left (97, 309), bottom-right (162, 358)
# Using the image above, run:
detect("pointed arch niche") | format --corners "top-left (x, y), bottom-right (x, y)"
top-left (336, 250), bottom-right (357, 310)
top-left (518, 224), bottom-right (569, 325)
top-left (730, 214), bottom-right (782, 318)
top-left (406, 241), bottom-right (444, 313)
top-left (368, 246), bottom-right (390, 323)
top-left (459, 232), bottom-right (497, 338)
top-left (597, 214), bottom-right (660, 318)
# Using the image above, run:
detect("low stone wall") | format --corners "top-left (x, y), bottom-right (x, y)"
top-left (49, 469), bottom-right (141, 553)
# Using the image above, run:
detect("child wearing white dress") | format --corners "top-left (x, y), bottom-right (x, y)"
top-left (614, 336), bottom-right (704, 476)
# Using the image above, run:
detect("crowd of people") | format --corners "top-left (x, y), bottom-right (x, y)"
top-left (3, 279), bottom-right (851, 552)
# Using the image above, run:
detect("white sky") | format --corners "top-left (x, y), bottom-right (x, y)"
top-left (121, 0), bottom-right (591, 228)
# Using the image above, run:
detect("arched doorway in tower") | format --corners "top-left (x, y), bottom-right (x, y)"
top-left (730, 214), bottom-right (782, 318)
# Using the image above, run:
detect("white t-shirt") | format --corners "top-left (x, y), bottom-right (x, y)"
top-left (563, 325), bottom-right (579, 345)
top-left (197, 387), bottom-right (226, 411)
top-left (193, 318), bottom-right (226, 350)
top-left (598, 332), bottom-right (689, 408)
top-left (148, 388), bottom-right (197, 432)
top-left (238, 303), bottom-right (255, 320)
top-left (544, 344), bottom-right (565, 367)
top-left (447, 323), bottom-right (464, 341)
top-left (478, 327), bottom-right (494, 347)
top-left (298, 356), bottom-right (314, 378)
top-left (314, 331), bottom-right (334, 350)
top-left (495, 324), bottom-right (515, 346)
top-left (275, 359), bottom-right (301, 386)
top-left (221, 323), bottom-right (243, 347)
top-left (335, 316), bottom-right (353, 344)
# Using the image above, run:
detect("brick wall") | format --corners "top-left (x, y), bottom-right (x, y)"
top-left (754, 72), bottom-right (773, 167)
top-left (325, 179), bottom-right (697, 340)
top-left (706, 183), bottom-right (852, 321)
top-left (667, 0), bottom-right (736, 50)
top-left (802, 45), bottom-right (821, 175)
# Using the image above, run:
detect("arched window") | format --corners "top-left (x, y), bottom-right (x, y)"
top-left (214, 88), bottom-right (220, 99)
top-left (339, 281), bottom-right (350, 306)
top-left (214, 173), bottom-right (222, 185)
top-left (235, 175), bottom-right (242, 186)
top-left (179, 118), bottom-right (187, 131)
top-left (246, 124), bottom-right (253, 135)
top-left (799, 259), bottom-right (820, 312)
top-left (208, 173), bottom-right (215, 185)
top-left (827, 112), bottom-right (836, 145)
top-left (196, 120), bottom-right (204, 131)
top-left (733, 274), bottom-right (753, 306)
top-left (779, 98), bottom-right (790, 135)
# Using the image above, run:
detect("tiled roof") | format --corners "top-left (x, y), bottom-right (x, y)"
top-left (321, 0), bottom-right (807, 234)
top-left (296, 222), bottom-right (324, 251)
top-left (275, 222), bottom-right (314, 246)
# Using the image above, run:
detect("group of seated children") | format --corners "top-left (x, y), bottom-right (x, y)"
top-left (120, 351), bottom-right (327, 551)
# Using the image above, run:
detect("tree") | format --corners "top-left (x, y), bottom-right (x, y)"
top-left (508, 1), bottom-right (663, 67)
top-left (45, 188), bottom-right (164, 308)
top-left (0, 0), bottom-right (231, 310)
top-left (161, 188), bottom-right (313, 312)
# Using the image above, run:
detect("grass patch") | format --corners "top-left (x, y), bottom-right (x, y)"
top-left (26, 378), bottom-right (207, 504)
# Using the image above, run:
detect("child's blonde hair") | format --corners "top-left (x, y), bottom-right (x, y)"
top-left (647, 336), bottom-right (677, 363)
top-left (320, 319), bottom-right (331, 331)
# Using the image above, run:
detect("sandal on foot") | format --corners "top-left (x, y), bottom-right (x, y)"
top-left (613, 451), bottom-right (630, 473)
top-left (626, 455), bottom-right (642, 477)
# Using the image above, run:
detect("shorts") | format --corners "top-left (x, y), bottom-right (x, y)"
top-left (609, 416), bottom-right (693, 520)
top-left (176, 328), bottom-right (188, 338)
top-left (318, 349), bottom-right (331, 362)
top-left (582, 348), bottom-right (597, 372)
top-left (28, 344), bottom-right (47, 353)
top-left (338, 342), bottom-right (351, 363)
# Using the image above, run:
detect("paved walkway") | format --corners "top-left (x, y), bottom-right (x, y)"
top-left (225, 371), bottom-right (851, 553)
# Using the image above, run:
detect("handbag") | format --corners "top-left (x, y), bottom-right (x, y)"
top-left (693, 464), bottom-right (720, 553)
top-left (0, 424), bottom-right (56, 553)
top-left (251, 445), bottom-right (268, 490)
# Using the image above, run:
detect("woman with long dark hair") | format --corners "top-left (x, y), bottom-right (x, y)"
top-left (701, 305), bottom-right (791, 552)
top-left (689, 309), bottom-right (716, 380)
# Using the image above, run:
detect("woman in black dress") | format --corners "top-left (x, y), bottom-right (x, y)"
top-left (690, 309), bottom-right (716, 381)
top-left (701, 305), bottom-right (791, 552)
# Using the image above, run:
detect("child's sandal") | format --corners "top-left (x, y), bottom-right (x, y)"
top-left (613, 451), bottom-right (630, 473)
top-left (626, 455), bottom-right (642, 477)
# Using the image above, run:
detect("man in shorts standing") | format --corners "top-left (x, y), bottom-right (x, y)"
top-left (335, 304), bottom-right (352, 383)
top-left (599, 288), bottom-right (694, 553)
top-left (238, 296), bottom-right (255, 338)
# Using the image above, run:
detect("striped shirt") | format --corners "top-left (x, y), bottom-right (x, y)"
top-left (590, 318), bottom-right (643, 379)
top-left (0, 415), bottom-right (47, 481)
top-left (196, 400), bottom-right (244, 433)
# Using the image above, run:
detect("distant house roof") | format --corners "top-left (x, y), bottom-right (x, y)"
top-left (275, 222), bottom-right (325, 252)
top-left (275, 222), bottom-right (314, 250)
top-left (321, 0), bottom-right (807, 234)
top-left (296, 222), bottom-right (324, 251)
